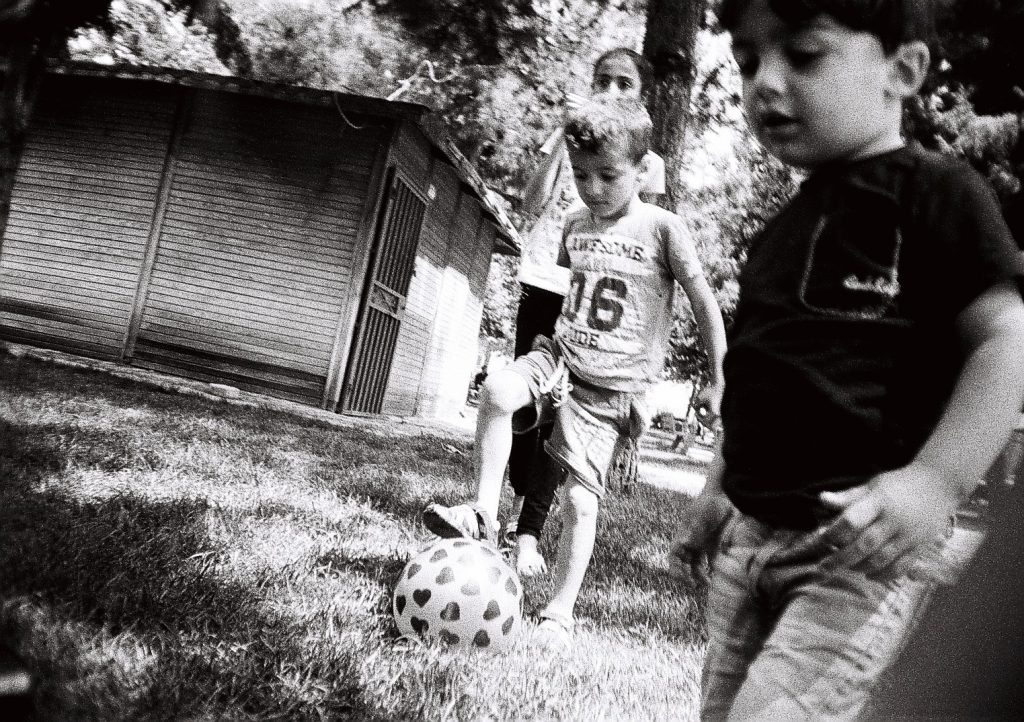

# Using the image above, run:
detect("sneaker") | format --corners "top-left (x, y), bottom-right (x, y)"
top-left (534, 614), bottom-right (573, 651)
top-left (422, 503), bottom-right (497, 545)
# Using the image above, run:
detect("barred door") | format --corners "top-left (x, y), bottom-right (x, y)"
top-left (341, 172), bottom-right (425, 413)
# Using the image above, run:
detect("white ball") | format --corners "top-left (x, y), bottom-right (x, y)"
top-left (393, 538), bottom-right (523, 650)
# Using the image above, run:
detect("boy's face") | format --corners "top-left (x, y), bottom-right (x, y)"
top-left (568, 136), bottom-right (645, 220)
top-left (731, 0), bottom-right (907, 168)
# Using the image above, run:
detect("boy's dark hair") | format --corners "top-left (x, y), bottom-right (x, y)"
top-left (592, 47), bottom-right (654, 99)
top-left (564, 96), bottom-right (652, 163)
top-left (719, 0), bottom-right (936, 53)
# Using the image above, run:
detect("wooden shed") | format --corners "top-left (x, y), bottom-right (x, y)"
top-left (0, 62), bottom-right (518, 420)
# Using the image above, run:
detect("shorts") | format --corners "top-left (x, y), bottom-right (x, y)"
top-left (508, 339), bottom-right (647, 498)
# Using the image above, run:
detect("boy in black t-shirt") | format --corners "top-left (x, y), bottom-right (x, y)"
top-left (670, 0), bottom-right (1024, 718)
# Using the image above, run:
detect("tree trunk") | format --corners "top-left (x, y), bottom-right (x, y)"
top-left (641, 0), bottom-right (707, 211)
top-left (0, 34), bottom-right (47, 240)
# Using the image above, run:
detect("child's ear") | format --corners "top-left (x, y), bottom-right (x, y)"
top-left (889, 40), bottom-right (931, 99)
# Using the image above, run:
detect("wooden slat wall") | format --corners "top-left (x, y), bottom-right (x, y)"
top-left (133, 90), bottom-right (382, 404)
top-left (0, 77), bottom-right (175, 358)
top-left (389, 122), bottom-right (433, 196)
top-left (380, 158), bottom-right (459, 416)
top-left (416, 193), bottom-right (486, 419)
top-left (456, 207), bottom-right (494, 402)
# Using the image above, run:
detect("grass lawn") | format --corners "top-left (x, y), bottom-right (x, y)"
top-left (0, 353), bottom-right (708, 720)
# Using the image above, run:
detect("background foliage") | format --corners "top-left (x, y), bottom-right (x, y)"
top-left (53, 0), bottom-right (1024, 384)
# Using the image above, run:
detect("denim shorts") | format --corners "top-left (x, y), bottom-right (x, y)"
top-left (700, 511), bottom-right (963, 720)
top-left (508, 342), bottom-right (646, 498)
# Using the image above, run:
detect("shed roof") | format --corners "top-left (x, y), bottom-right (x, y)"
top-left (45, 61), bottom-right (520, 255)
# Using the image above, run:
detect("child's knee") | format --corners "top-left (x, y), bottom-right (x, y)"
top-left (480, 372), bottom-right (531, 414)
top-left (565, 480), bottom-right (599, 520)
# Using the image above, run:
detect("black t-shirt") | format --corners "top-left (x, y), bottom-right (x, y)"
top-left (721, 145), bottom-right (1024, 529)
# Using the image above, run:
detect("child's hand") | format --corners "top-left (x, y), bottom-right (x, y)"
top-left (669, 491), bottom-right (733, 587)
top-left (818, 462), bottom-right (960, 577)
top-left (694, 381), bottom-right (724, 430)
top-left (565, 92), bottom-right (588, 112)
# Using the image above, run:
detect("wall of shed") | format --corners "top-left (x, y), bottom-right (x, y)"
top-left (0, 78), bottom-right (176, 357)
top-left (0, 75), bottom-right (504, 420)
top-left (0, 75), bottom-right (386, 406)
top-left (412, 186), bottom-right (489, 420)
top-left (379, 122), bottom-right (496, 420)
top-left (378, 157), bottom-right (458, 416)
top-left (132, 89), bottom-right (386, 404)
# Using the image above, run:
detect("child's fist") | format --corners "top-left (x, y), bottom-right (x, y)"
top-left (669, 491), bottom-right (733, 588)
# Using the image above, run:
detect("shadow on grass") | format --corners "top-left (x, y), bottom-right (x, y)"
top-left (1, 354), bottom-right (707, 716)
top-left (1, 356), bottom-right (474, 523)
top-left (0, 418), bottom-right (392, 720)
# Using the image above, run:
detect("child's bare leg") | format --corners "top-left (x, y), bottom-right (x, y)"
top-left (515, 532), bottom-right (547, 577)
top-left (423, 370), bottom-right (533, 541)
top-left (540, 478), bottom-right (598, 622)
top-left (473, 371), bottom-right (533, 521)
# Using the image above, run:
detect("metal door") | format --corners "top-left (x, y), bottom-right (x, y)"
top-left (341, 171), bottom-right (425, 413)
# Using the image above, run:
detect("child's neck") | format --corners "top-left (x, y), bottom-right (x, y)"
top-left (808, 138), bottom-right (908, 176)
top-left (588, 195), bottom-right (640, 225)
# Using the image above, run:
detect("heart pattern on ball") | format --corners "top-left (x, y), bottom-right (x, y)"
top-left (413, 589), bottom-right (431, 606)
top-left (440, 601), bottom-right (461, 621)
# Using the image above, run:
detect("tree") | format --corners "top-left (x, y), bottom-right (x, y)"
top-left (641, 0), bottom-right (708, 212)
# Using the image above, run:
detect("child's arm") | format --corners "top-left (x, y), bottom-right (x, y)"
top-left (669, 434), bottom-right (733, 587)
top-left (664, 216), bottom-right (728, 423)
top-left (556, 230), bottom-right (570, 269)
top-left (520, 130), bottom-right (568, 222)
top-left (820, 280), bottom-right (1024, 575)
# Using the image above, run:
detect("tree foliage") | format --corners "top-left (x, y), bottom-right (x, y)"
top-left (230, 1), bottom-right (410, 92)
top-left (67, 0), bottom-right (227, 73)
top-left (908, 0), bottom-right (1024, 234)
top-left (4, 0), bottom-right (1019, 382)
top-left (374, 0), bottom-right (541, 66)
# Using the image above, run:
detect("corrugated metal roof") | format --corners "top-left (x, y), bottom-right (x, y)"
top-left (46, 60), bottom-right (520, 254)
